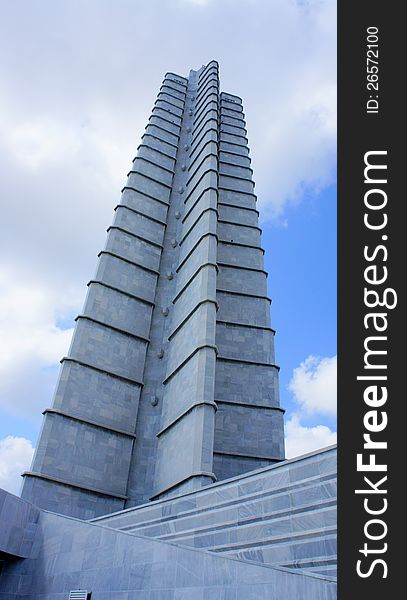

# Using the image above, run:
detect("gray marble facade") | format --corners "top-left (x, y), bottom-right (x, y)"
top-left (21, 61), bottom-right (285, 519)
top-left (0, 484), bottom-right (336, 599)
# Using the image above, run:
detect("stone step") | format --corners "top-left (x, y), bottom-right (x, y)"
top-left (89, 447), bottom-right (337, 579)
top-left (117, 476), bottom-right (335, 538)
top-left (96, 469), bottom-right (336, 533)
top-left (210, 525), bottom-right (336, 555)
top-left (130, 500), bottom-right (336, 548)
top-left (309, 565), bottom-right (338, 577)
top-left (269, 554), bottom-right (338, 578)
top-left (278, 554), bottom-right (337, 570)
top-left (225, 531), bottom-right (337, 566)
top-left (164, 508), bottom-right (335, 551)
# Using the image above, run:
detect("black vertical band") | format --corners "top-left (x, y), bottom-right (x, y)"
top-left (338, 2), bottom-right (403, 597)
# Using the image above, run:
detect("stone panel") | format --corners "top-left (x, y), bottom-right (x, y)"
top-left (217, 294), bottom-right (271, 327)
top-left (218, 187), bottom-right (256, 209)
top-left (28, 413), bottom-right (133, 495)
top-left (176, 235), bottom-right (218, 292)
top-left (218, 203), bottom-right (258, 227)
top-left (52, 361), bottom-right (141, 431)
top-left (84, 282), bottom-right (152, 338)
top-left (217, 265), bottom-right (268, 296)
top-left (214, 404), bottom-right (285, 458)
top-left (113, 204), bottom-right (165, 243)
top-left (69, 319), bottom-right (147, 382)
top-left (119, 187), bottom-right (169, 222)
top-left (130, 156), bottom-right (174, 186)
top-left (126, 169), bottom-right (172, 201)
top-left (166, 303), bottom-right (216, 375)
top-left (172, 265), bottom-right (216, 320)
top-left (0, 495), bottom-right (336, 598)
top-left (0, 489), bottom-right (39, 558)
top-left (95, 253), bottom-right (158, 301)
top-left (217, 243), bottom-right (264, 269)
top-left (215, 360), bottom-right (280, 405)
top-left (216, 322), bottom-right (275, 364)
top-left (218, 221), bottom-right (261, 246)
top-left (104, 228), bottom-right (161, 271)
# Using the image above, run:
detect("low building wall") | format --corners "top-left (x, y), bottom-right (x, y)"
top-left (93, 446), bottom-right (337, 578)
top-left (0, 495), bottom-right (336, 599)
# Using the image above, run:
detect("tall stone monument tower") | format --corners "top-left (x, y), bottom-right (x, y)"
top-left (21, 60), bottom-right (285, 519)
top-left (1, 61), bottom-right (336, 594)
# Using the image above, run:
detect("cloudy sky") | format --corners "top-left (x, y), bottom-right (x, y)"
top-left (0, 0), bottom-right (337, 494)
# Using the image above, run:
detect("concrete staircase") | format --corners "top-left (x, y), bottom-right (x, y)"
top-left (91, 445), bottom-right (337, 579)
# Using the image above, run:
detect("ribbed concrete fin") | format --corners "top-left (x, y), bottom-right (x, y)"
top-left (214, 89), bottom-right (285, 481)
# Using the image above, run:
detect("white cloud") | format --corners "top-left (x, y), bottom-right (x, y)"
top-left (285, 353), bottom-right (337, 458)
top-left (0, 0), bottom-right (336, 219)
top-left (8, 120), bottom-right (81, 171)
top-left (253, 73), bottom-right (336, 219)
top-left (288, 355), bottom-right (337, 416)
top-left (285, 415), bottom-right (336, 458)
top-left (0, 269), bottom-right (74, 419)
top-left (0, 436), bottom-right (34, 495)
top-left (0, 271), bottom-right (74, 370)
top-left (183, 0), bottom-right (210, 5)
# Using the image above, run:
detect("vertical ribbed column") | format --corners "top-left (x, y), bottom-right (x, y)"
top-left (124, 71), bottom-right (190, 507)
top-left (21, 74), bottom-right (181, 519)
top-left (213, 92), bottom-right (285, 481)
top-left (151, 61), bottom-right (220, 500)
